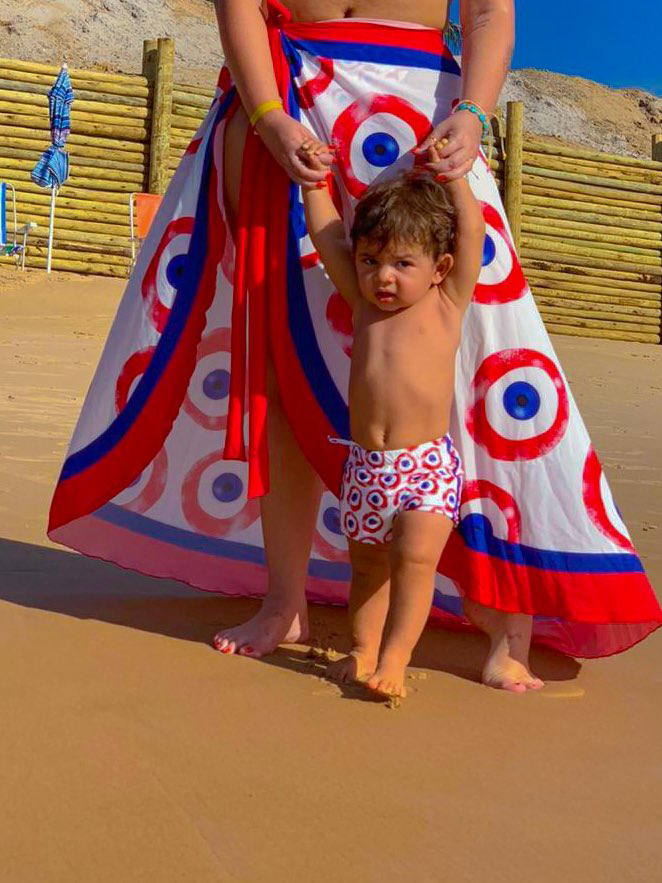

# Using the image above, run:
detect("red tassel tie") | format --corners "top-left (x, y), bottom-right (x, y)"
top-left (223, 0), bottom-right (292, 498)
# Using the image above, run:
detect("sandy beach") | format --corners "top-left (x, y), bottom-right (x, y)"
top-left (0, 267), bottom-right (660, 882)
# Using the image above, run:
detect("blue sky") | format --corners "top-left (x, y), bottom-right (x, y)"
top-left (450, 1), bottom-right (662, 95)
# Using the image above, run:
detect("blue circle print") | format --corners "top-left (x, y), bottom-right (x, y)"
top-left (202, 368), bottom-right (230, 400)
top-left (503, 381), bottom-right (541, 421)
top-left (293, 202), bottom-right (307, 239)
top-left (166, 253), bottom-right (188, 288)
top-left (482, 232), bottom-right (496, 267)
top-left (322, 505), bottom-right (342, 535)
top-left (212, 472), bottom-right (243, 503)
top-left (362, 132), bottom-right (399, 167)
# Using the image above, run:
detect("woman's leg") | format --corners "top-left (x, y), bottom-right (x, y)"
top-left (213, 106), bottom-right (323, 657)
top-left (464, 601), bottom-right (544, 692)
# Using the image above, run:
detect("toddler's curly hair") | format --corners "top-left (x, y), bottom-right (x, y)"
top-left (350, 170), bottom-right (457, 259)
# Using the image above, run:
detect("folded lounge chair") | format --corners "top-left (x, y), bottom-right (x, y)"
top-left (0, 182), bottom-right (35, 269)
top-left (128, 192), bottom-right (162, 273)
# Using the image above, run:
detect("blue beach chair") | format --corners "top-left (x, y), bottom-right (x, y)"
top-left (0, 182), bottom-right (36, 269)
top-left (1, 181), bottom-right (20, 258)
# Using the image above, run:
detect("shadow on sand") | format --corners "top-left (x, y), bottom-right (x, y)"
top-left (0, 537), bottom-right (581, 697)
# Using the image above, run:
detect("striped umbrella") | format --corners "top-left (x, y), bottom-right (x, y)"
top-left (31, 63), bottom-right (74, 273)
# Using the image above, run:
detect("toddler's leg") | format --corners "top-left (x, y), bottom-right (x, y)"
top-left (464, 601), bottom-right (544, 692)
top-left (326, 540), bottom-right (391, 684)
top-left (368, 511), bottom-right (453, 699)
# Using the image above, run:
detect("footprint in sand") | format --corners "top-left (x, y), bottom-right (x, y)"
top-left (536, 685), bottom-right (586, 700)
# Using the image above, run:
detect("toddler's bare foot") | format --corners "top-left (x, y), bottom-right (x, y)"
top-left (367, 652), bottom-right (409, 699)
top-left (213, 598), bottom-right (308, 658)
top-left (326, 649), bottom-right (378, 685)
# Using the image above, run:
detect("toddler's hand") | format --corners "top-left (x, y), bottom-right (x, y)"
top-left (298, 138), bottom-right (335, 191)
top-left (426, 140), bottom-right (472, 196)
top-left (297, 137), bottom-right (334, 172)
top-left (414, 110), bottom-right (483, 180)
top-left (426, 139), bottom-right (454, 182)
top-left (256, 113), bottom-right (333, 185)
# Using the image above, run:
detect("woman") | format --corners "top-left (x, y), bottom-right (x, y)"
top-left (214, 0), bottom-right (534, 685)
top-left (48, 0), bottom-right (661, 689)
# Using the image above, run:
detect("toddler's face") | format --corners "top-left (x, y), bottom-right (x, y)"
top-left (354, 238), bottom-right (450, 312)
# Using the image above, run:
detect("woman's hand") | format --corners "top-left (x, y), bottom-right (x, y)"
top-left (256, 109), bottom-right (335, 186)
top-left (415, 109), bottom-right (484, 180)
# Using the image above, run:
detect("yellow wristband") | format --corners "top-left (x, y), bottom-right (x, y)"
top-left (249, 99), bottom-right (284, 128)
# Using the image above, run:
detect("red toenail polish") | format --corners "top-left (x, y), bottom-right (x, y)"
top-left (244, 646), bottom-right (254, 654)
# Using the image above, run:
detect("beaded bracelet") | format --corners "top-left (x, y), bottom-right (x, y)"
top-left (452, 100), bottom-right (491, 139)
top-left (249, 99), bottom-right (283, 128)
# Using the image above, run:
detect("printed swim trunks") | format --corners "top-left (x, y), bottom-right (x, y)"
top-left (330, 435), bottom-right (464, 545)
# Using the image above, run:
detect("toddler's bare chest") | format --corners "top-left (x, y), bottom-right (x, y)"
top-left (352, 304), bottom-right (459, 375)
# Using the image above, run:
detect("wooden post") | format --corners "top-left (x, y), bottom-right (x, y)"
top-left (504, 100), bottom-right (524, 250)
top-left (653, 135), bottom-right (662, 344)
top-left (142, 39), bottom-right (158, 193)
top-left (147, 37), bottom-right (174, 195)
top-left (142, 39), bottom-right (158, 82)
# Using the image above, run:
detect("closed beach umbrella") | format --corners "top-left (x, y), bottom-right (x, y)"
top-left (31, 63), bottom-right (74, 274)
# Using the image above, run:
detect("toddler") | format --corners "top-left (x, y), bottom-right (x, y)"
top-left (300, 140), bottom-right (485, 698)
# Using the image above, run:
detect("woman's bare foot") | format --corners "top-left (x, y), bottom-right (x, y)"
top-left (326, 649), bottom-right (378, 685)
top-left (464, 600), bottom-right (544, 692)
top-left (213, 598), bottom-right (309, 658)
top-left (482, 651), bottom-right (544, 693)
top-left (367, 652), bottom-right (409, 699)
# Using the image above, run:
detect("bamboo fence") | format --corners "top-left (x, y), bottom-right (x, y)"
top-left (500, 101), bottom-right (662, 344)
top-left (0, 45), bottom-right (660, 342)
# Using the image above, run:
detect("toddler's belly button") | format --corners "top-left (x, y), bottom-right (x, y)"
top-left (367, 429), bottom-right (388, 449)
top-left (354, 421), bottom-right (389, 450)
